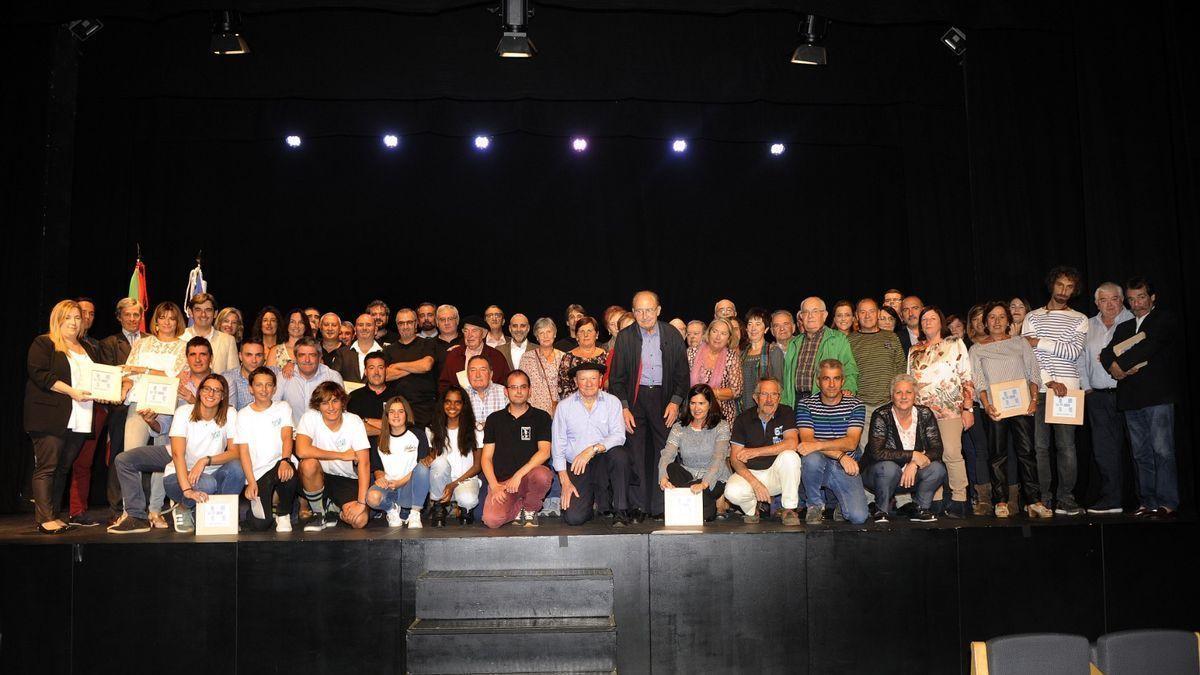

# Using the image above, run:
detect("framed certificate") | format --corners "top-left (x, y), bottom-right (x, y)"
top-left (195, 494), bottom-right (239, 535)
top-left (343, 381), bottom-right (365, 393)
top-left (80, 363), bottom-right (123, 402)
top-left (135, 375), bottom-right (180, 415)
top-left (1045, 389), bottom-right (1085, 425)
top-left (664, 487), bottom-right (703, 527)
top-left (988, 379), bottom-right (1030, 419)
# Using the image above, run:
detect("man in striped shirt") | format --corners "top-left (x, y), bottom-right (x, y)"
top-left (1021, 266), bottom-right (1088, 515)
top-left (795, 359), bottom-right (869, 525)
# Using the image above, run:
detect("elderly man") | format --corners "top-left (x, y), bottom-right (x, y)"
top-left (796, 359), bottom-right (869, 525)
top-left (1077, 281), bottom-right (1133, 515)
top-left (484, 305), bottom-right (507, 347)
top-left (481, 369), bottom-right (552, 528)
top-left (464, 355), bottom-right (510, 446)
top-left (553, 362), bottom-right (629, 526)
top-left (714, 299), bottom-right (737, 321)
top-left (497, 313), bottom-right (533, 370)
top-left (275, 337), bottom-right (344, 422)
top-left (335, 313), bottom-right (383, 383)
top-left (366, 299), bottom-right (392, 346)
top-left (897, 295), bottom-right (924, 355)
top-left (769, 309), bottom-right (796, 355)
top-left (99, 297), bottom-right (148, 523)
top-left (432, 304), bottom-right (463, 375)
top-left (669, 318), bottom-right (688, 340)
top-left (848, 298), bottom-right (906, 450)
top-left (439, 315), bottom-right (510, 395)
top-left (684, 320), bottom-right (706, 350)
top-left (382, 308), bottom-right (437, 427)
top-left (338, 321), bottom-right (354, 347)
top-left (608, 290), bottom-right (690, 521)
top-left (416, 302), bottom-right (439, 339)
top-left (781, 297), bottom-right (859, 409)
top-left (725, 378), bottom-right (802, 525)
top-left (182, 293), bottom-right (238, 374)
top-left (222, 337), bottom-right (268, 410)
top-left (318, 312), bottom-right (344, 367)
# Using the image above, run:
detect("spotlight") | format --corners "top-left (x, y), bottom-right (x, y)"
top-left (495, 0), bottom-right (536, 58)
top-left (942, 27), bottom-right (966, 56)
top-left (474, 135), bottom-right (491, 150)
top-left (571, 138), bottom-right (588, 152)
top-left (285, 135), bottom-right (302, 148)
top-left (66, 19), bottom-right (104, 42)
top-left (211, 10), bottom-right (250, 55)
top-left (790, 15), bottom-right (828, 65)
top-left (383, 134), bottom-right (399, 149)
top-left (770, 143), bottom-right (786, 156)
top-left (671, 139), bottom-right (688, 153)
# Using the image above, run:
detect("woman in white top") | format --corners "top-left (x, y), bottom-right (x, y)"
top-left (236, 367), bottom-right (298, 532)
top-left (120, 301), bottom-right (187, 451)
top-left (161, 374), bottom-right (245, 533)
top-left (426, 385), bottom-right (482, 527)
top-left (366, 396), bottom-right (431, 528)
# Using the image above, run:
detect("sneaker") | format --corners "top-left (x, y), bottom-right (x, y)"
top-left (832, 505), bottom-right (846, 522)
top-left (386, 506), bottom-right (403, 528)
top-left (871, 510), bottom-right (889, 524)
top-left (1132, 505), bottom-right (1154, 518)
top-left (172, 505), bottom-right (195, 533)
top-left (1054, 505), bottom-right (1085, 516)
top-left (513, 508), bottom-right (527, 527)
top-left (303, 515), bottom-right (324, 532)
top-left (910, 509), bottom-right (937, 523)
top-left (109, 511), bottom-right (128, 528)
top-left (68, 513), bottom-right (103, 527)
top-left (405, 510), bottom-right (423, 529)
top-left (523, 511), bottom-right (540, 527)
top-left (778, 508), bottom-right (801, 526)
top-left (323, 510), bottom-right (340, 529)
top-left (1026, 502), bottom-right (1054, 519)
top-left (274, 515), bottom-right (292, 533)
top-left (1086, 506), bottom-right (1123, 515)
top-left (539, 497), bottom-right (561, 518)
top-left (805, 506), bottom-right (824, 525)
top-left (742, 509), bottom-right (761, 524)
top-left (108, 515), bottom-right (151, 534)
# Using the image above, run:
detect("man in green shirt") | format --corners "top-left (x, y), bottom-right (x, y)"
top-left (781, 297), bottom-right (859, 409)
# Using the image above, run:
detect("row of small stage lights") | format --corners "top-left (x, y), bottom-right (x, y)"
top-left (283, 135), bottom-right (789, 156)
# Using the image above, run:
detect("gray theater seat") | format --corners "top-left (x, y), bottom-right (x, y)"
top-left (1094, 629), bottom-right (1200, 675)
top-left (970, 633), bottom-right (1092, 675)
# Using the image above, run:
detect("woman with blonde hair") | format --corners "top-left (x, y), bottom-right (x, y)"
top-left (687, 318), bottom-right (743, 422)
top-left (216, 306), bottom-right (244, 342)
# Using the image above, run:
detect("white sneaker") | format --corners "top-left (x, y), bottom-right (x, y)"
top-left (405, 509), bottom-right (423, 529)
top-left (275, 515), bottom-right (292, 533)
top-left (386, 506), bottom-right (403, 528)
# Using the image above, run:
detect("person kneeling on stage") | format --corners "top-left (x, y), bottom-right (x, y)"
top-left (725, 378), bottom-right (802, 525)
top-left (427, 385), bottom-right (483, 527)
top-left (366, 396), bottom-right (431, 528)
top-left (658, 384), bottom-right (730, 522)
top-left (235, 367), bottom-right (299, 532)
top-left (796, 360), bottom-right (870, 526)
top-left (862, 374), bottom-right (946, 523)
top-left (107, 406), bottom-right (173, 534)
top-left (481, 370), bottom-right (553, 528)
top-left (553, 362), bottom-right (630, 526)
top-left (295, 382), bottom-right (371, 531)
top-left (161, 374), bottom-right (245, 533)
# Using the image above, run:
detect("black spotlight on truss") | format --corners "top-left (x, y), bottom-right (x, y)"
top-left (494, 0), bottom-right (536, 58)
top-left (211, 10), bottom-right (250, 55)
top-left (67, 19), bottom-right (104, 42)
top-left (942, 26), bottom-right (966, 56)
top-left (790, 14), bottom-right (828, 65)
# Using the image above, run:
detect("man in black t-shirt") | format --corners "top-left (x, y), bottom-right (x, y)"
top-left (725, 378), bottom-right (803, 525)
top-left (384, 308), bottom-right (437, 427)
top-left (347, 352), bottom-right (398, 451)
top-left (481, 370), bottom-right (553, 528)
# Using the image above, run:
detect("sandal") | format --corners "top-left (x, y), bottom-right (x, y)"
top-left (148, 511), bottom-right (169, 529)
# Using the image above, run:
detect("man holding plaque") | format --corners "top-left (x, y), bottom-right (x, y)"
top-left (1099, 277), bottom-right (1180, 518)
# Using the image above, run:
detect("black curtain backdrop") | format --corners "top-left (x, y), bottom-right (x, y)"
top-left (2, 1), bottom-right (1196, 511)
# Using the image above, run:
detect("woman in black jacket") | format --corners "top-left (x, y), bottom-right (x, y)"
top-left (24, 300), bottom-right (103, 533)
top-left (862, 373), bottom-right (947, 523)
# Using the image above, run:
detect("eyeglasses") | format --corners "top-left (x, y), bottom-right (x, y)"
top-left (632, 308), bottom-right (657, 316)
top-left (485, 312), bottom-right (503, 318)
top-left (507, 384), bottom-right (530, 390)
top-left (199, 386), bottom-right (224, 396)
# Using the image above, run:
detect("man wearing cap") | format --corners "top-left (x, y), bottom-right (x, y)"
top-left (438, 314), bottom-right (510, 395)
top-left (552, 361), bottom-right (631, 526)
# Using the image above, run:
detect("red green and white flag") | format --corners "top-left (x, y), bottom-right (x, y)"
top-left (128, 260), bottom-right (148, 333)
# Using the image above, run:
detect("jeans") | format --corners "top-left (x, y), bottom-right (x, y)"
top-left (1124, 403), bottom-right (1178, 510)
top-left (864, 460), bottom-right (946, 511)
top-left (113, 444), bottom-right (172, 519)
top-left (1086, 390), bottom-right (1126, 509)
top-left (428, 456), bottom-right (481, 510)
top-left (163, 462), bottom-right (247, 510)
top-left (366, 463), bottom-right (431, 515)
top-left (1034, 393), bottom-right (1079, 508)
top-left (799, 451), bottom-right (869, 524)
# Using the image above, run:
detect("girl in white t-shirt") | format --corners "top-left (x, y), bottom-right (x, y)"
top-left (426, 385), bottom-right (483, 527)
top-left (162, 373), bottom-right (244, 533)
top-left (235, 367), bottom-right (298, 532)
top-left (366, 396), bottom-right (432, 528)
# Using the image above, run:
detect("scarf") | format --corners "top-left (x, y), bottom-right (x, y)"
top-left (690, 344), bottom-right (729, 390)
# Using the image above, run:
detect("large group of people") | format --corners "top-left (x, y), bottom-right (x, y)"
top-left (22, 266), bottom-right (1181, 535)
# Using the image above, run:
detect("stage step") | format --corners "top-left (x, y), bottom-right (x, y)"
top-left (415, 568), bottom-right (614, 619)
top-left (406, 617), bottom-right (617, 674)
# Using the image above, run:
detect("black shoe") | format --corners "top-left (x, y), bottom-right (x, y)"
top-left (910, 509), bottom-right (937, 523)
top-left (1132, 505), bottom-right (1154, 518)
top-left (871, 510), bottom-right (889, 524)
top-left (943, 501), bottom-right (968, 520)
top-left (37, 522), bottom-right (77, 535)
top-left (463, 511), bottom-right (475, 525)
top-left (612, 510), bottom-right (631, 527)
top-left (1150, 507), bottom-right (1177, 520)
top-left (323, 510), bottom-right (340, 529)
top-left (69, 513), bottom-right (103, 527)
top-left (431, 504), bottom-right (447, 528)
top-left (629, 509), bottom-right (646, 524)
top-left (107, 516), bottom-right (150, 534)
top-left (895, 502), bottom-right (917, 517)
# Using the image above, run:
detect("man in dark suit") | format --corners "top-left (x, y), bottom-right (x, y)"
top-left (335, 313), bottom-right (383, 383)
top-left (607, 290), bottom-right (690, 520)
top-left (896, 295), bottom-right (923, 356)
top-left (1099, 276), bottom-right (1180, 518)
top-left (100, 298), bottom-right (148, 523)
top-left (496, 313), bottom-right (533, 370)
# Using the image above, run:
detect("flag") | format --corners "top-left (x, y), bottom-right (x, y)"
top-left (128, 260), bottom-right (148, 333)
top-left (184, 262), bottom-right (207, 326)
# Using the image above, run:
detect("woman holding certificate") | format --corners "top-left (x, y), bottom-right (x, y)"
top-left (120, 301), bottom-right (187, 449)
top-left (968, 301), bottom-right (1050, 519)
top-left (24, 300), bottom-right (103, 533)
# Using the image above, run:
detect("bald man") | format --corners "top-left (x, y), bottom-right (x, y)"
top-left (334, 313), bottom-right (383, 383)
top-left (780, 297), bottom-right (859, 409)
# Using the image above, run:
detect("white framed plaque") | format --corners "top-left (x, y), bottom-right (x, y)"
top-left (195, 494), bottom-right (239, 535)
top-left (664, 487), bottom-right (703, 527)
top-left (134, 374), bottom-right (180, 415)
top-left (988, 379), bottom-right (1030, 420)
top-left (80, 363), bottom-right (123, 402)
top-left (343, 381), bottom-right (365, 393)
top-left (1045, 389), bottom-right (1085, 425)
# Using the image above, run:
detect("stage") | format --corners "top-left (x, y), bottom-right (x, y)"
top-left (0, 512), bottom-right (1195, 674)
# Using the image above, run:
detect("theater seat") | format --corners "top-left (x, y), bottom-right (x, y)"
top-left (970, 633), bottom-right (1093, 675)
top-left (1093, 630), bottom-right (1200, 675)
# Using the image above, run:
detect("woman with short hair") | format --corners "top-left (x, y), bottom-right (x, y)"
top-left (519, 317), bottom-right (565, 414)
top-left (862, 374), bottom-right (947, 523)
top-left (559, 317), bottom-right (607, 399)
top-left (739, 308), bottom-right (784, 412)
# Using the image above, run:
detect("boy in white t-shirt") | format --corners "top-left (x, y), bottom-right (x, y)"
top-left (235, 367), bottom-right (299, 532)
top-left (295, 381), bottom-right (371, 531)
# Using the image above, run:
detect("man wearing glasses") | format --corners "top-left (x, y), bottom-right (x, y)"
top-left (780, 296), bottom-right (859, 409)
top-left (481, 369), bottom-right (552, 528)
top-left (384, 308), bottom-right (437, 427)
